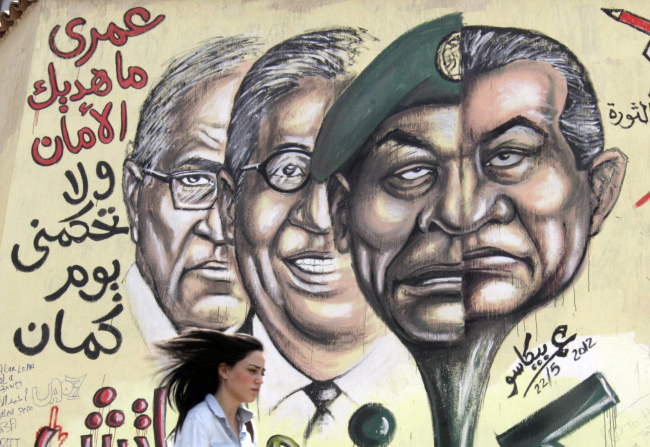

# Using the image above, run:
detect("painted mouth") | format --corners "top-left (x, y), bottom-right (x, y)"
top-left (399, 266), bottom-right (463, 294)
top-left (282, 252), bottom-right (341, 291)
top-left (392, 265), bottom-right (465, 343)
top-left (462, 247), bottom-right (530, 272)
top-left (284, 253), bottom-right (338, 275)
top-left (188, 261), bottom-right (233, 281)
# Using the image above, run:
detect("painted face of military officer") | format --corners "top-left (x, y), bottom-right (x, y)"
top-left (333, 60), bottom-right (626, 343)
top-left (124, 71), bottom-right (251, 332)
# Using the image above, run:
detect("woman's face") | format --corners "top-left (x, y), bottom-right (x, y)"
top-left (219, 350), bottom-right (266, 403)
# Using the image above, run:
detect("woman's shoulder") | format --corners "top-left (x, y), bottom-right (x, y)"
top-left (185, 398), bottom-right (213, 422)
top-left (175, 399), bottom-right (217, 447)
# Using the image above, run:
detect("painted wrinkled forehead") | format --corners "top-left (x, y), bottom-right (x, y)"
top-left (311, 13), bottom-right (463, 181)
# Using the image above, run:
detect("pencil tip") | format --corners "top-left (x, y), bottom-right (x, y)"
top-left (601, 8), bottom-right (622, 19)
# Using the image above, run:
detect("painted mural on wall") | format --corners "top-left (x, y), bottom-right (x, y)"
top-left (2, 1), bottom-right (650, 446)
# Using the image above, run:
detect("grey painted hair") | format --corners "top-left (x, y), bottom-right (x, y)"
top-left (225, 28), bottom-right (368, 188)
top-left (462, 26), bottom-right (603, 169)
top-left (128, 36), bottom-right (261, 170)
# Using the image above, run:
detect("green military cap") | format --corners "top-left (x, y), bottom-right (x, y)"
top-left (311, 13), bottom-right (463, 181)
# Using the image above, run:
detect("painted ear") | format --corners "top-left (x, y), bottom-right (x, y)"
top-left (588, 148), bottom-right (627, 236)
top-left (123, 160), bottom-right (144, 243)
top-left (330, 173), bottom-right (351, 253)
top-left (218, 170), bottom-right (236, 243)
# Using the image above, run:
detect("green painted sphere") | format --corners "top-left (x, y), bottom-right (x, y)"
top-left (348, 403), bottom-right (396, 446)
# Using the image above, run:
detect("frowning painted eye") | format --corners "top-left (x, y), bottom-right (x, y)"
top-left (396, 166), bottom-right (434, 180)
top-left (384, 164), bottom-right (438, 196)
top-left (392, 164), bottom-right (437, 184)
top-left (486, 151), bottom-right (525, 167)
top-left (178, 173), bottom-right (214, 187)
top-left (166, 170), bottom-right (220, 209)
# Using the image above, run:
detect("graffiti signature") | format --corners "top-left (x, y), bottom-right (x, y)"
top-left (505, 324), bottom-right (577, 398)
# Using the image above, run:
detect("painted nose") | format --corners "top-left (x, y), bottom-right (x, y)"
top-left (288, 180), bottom-right (332, 234)
top-left (193, 175), bottom-right (234, 244)
top-left (419, 162), bottom-right (515, 234)
top-left (193, 205), bottom-right (227, 243)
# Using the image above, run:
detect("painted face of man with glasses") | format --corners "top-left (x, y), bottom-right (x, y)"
top-left (123, 44), bottom-right (253, 336)
top-left (231, 74), bottom-right (384, 381)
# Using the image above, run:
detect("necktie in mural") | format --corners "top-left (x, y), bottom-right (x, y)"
top-left (302, 380), bottom-right (342, 440)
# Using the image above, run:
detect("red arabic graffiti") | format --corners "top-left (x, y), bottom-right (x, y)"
top-left (28, 7), bottom-right (163, 166)
top-left (49, 7), bottom-right (165, 67)
top-left (30, 99), bottom-right (127, 167)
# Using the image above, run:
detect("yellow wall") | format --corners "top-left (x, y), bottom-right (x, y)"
top-left (1, 1), bottom-right (650, 446)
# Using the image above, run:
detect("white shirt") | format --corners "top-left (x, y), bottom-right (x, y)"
top-left (175, 394), bottom-right (256, 447)
top-left (252, 317), bottom-right (433, 446)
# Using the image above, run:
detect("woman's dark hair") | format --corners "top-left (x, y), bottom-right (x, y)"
top-left (157, 329), bottom-right (264, 437)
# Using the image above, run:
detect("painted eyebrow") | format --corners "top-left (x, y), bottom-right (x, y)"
top-left (271, 142), bottom-right (312, 152)
top-left (478, 116), bottom-right (547, 145)
top-left (376, 129), bottom-right (434, 152)
top-left (173, 157), bottom-right (224, 172)
top-left (248, 363), bottom-right (264, 370)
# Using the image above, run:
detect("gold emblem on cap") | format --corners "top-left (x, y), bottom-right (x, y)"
top-left (436, 31), bottom-right (461, 82)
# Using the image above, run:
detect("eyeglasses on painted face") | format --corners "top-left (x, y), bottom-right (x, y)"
top-left (241, 148), bottom-right (312, 192)
top-left (141, 167), bottom-right (223, 210)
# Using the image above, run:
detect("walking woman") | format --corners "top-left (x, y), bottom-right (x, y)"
top-left (158, 329), bottom-right (265, 446)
